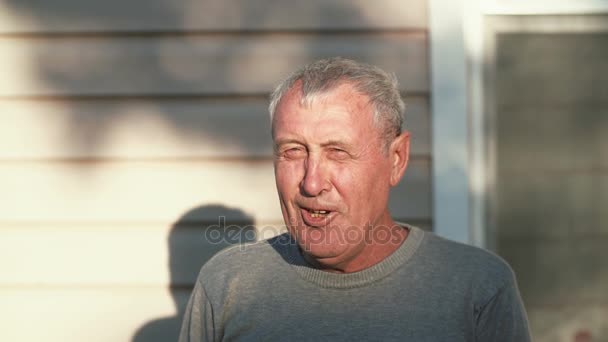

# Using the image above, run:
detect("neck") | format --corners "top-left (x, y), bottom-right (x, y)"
top-left (303, 220), bottom-right (409, 274)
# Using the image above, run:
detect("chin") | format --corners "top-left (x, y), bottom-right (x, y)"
top-left (302, 242), bottom-right (344, 259)
top-left (292, 226), bottom-right (347, 257)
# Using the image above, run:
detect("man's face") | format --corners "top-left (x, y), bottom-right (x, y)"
top-left (272, 82), bottom-right (401, 268)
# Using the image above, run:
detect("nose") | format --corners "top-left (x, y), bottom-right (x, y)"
top-left (300, 154), bottom-right (331, 197)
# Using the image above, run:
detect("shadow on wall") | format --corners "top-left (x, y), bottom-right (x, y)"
top-left (2, 0), bottom-right (272, 159)
top-left (0, 0), bottom-right (397, 162)
top-left (132, 204), bottom-right (255, 342)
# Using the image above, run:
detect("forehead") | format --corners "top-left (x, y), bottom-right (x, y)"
top-left (272, 82), bottom-right (375, 135)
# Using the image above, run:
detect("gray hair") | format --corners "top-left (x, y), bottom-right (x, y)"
top-left (268, 57), bottom-right (406, 146)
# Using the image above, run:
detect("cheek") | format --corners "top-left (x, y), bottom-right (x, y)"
top-left (274, 162), bottom-right (303, 195)
top-left (332, 162), bottom-right (374, 190)
top-left (335, 163), bottom-right (390, 204)
top-left (331, 166), bottom-right (356, 191)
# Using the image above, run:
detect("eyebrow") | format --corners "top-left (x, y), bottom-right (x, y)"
top-left (320, 140), bottom-right (354, 150)
top-left (273, 138), bottom-right (303, 147)
top-left (273, 138), bottom-right (355, 151)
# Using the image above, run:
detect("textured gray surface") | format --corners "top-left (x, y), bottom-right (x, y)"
top-left (495, 32), bottom-right (608, 341)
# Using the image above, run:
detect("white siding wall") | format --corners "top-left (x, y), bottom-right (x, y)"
top-left (0, 1), bottom-right (430, 341)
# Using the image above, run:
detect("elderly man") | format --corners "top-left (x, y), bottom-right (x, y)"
top-left (179, 57), bottom-right (530, 341)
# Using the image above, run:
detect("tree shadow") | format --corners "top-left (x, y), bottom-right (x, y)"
top-left (132, 204), bottom-right (255, 342)
top-left (1, 0), bottom-right (425, 165)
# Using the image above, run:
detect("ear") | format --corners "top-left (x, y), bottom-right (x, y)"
top-left (389, 131), bottom-right (410, 186)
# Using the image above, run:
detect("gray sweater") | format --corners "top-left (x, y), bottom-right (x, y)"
top-left (179, 225), bottom-right (531, 341)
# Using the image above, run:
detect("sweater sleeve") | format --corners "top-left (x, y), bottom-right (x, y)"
top-left (474, 274), bottom-right (531, 342)
top-left (179, 279), bottom-right (216, 342)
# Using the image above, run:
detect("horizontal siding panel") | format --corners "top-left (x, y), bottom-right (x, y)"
top-left (0, 224), bottom-right (278, 286)
top-left (0, 33), bottom-right (428, 96)
top-left (0, 287), bottom-right (190, 342)
top-left (0, 97), bottom-right (273, 159)
top-left (0, 96), bottom-right (429, 159)
top-left (0, 0), bottom-right (427, 33)
top-left (0, 159), bottom-right (430, 223)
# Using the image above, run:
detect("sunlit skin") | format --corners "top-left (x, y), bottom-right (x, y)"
top-left (272, 81), bottom-right (411, 273)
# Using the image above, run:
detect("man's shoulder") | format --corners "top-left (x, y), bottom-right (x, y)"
top-left (195, 233), bottom-right (292, 287)
top-left (419, 231), bottom-right (517, 294)
top-left (423, 231), bottom-right (512, 272)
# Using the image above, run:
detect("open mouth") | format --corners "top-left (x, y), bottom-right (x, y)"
top-left (308, 209), bottom-right (330, 218)
top-left (300, 207), bottom-right (334, 227)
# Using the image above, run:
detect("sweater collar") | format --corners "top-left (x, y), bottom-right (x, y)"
top-left (277, 223), bottom-right (425, 289)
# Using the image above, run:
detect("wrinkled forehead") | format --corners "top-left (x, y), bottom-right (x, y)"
top-left (272, 81), bottom-right (374, 131)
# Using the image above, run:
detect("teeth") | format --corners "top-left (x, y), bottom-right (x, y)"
top-left (309, 209), bottom-right (328, 218)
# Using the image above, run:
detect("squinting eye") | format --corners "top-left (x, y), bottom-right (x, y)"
top-left (283, 147), bottom-right (306, 159)
top-left (328, 148), bottom-right (349, 159)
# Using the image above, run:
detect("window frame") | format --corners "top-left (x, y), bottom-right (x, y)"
top-left (429, 0), bottom-right (608, 248)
